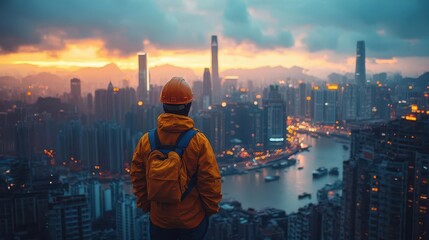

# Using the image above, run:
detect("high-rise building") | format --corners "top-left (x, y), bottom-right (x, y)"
top-left (57, 120), bottom-right (82, 164)
top-left (203, 68), bottom-right (212, 109)
top-left (70, 78), bottom-right (81, 106)
top-left (192, 80), bottom-right (204, 113)
top-left (263, 85), bottom-right (287, 150)
top-left (342, 84), bottom-right (358, 121)
top-left (94, 83), bottom-right (135, 123)
top-left (357, 85), bottom-right (372, 120)
top-left (298, 83), bottom-right (307, 118)
top-left (197, 107), bottom-right (225, 153)
top-left (211, 35), bottom-right (221, 103)
top-left (149, 84), bottom-right (162, 107)
top-left (288, 204), bottom-right (321, 240)
top-left (306, 83), bottom-right (339, 125)
top-left (319, 196), bottom-right (342, 240)
top-left (342, 114), bottom-right (429, 240)
top-left (94, 122), bottom-right (125, 174)
top-left (137, 53), bottom-right (149, 104)
top-left (325, 84), bottom-right (338, 125)
top-left (354, 41), bottom-right (373, 120)
top-left (223, 76), bottom-right (238, 97)
top-left (116, 194), bottom-right (144, 240)
top-left (69, 180), bottom-right (102, 221)
top-left (355, 41), bottom-right (366, 86)
top-left (312, 86), bottom-right (324, 123)
top-left (48, 195), bottom-right (92, 240)
top-left (413, 152), bottom-right (429, 239)
top-left (0, 192), bottom-right (49, 238)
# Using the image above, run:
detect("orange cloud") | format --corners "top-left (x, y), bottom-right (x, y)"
top-left (375, 58), bottom-right (398, 64)
top-left (0, 39), bottom-right (427, 79)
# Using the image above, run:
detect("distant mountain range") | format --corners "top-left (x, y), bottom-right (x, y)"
top-left (0, 63), bottom-right (320, 93)
top-left (0, 62), bottom-right (427, 94)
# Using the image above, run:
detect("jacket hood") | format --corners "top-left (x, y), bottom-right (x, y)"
top-left (157, 113), bottom-right (194, 133)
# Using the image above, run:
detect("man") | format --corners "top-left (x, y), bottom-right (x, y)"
top-left (131, 77), bottom-right (222, 240)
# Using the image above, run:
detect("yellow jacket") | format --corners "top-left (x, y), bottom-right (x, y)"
top-left (131, 113), bottom-right (222, 228)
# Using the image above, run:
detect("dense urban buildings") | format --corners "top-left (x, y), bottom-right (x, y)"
top-left (342, 114), bottom-right (429, 240)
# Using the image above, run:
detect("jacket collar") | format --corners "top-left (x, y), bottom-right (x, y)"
top-left (157, 113), bottom-right (194, 133)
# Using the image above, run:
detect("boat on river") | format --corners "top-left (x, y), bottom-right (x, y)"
top-left (329, 167), bottom-right (339, 176)
top-left (264, 175), bottom-right (280, 182)
top-left (312, 167), bottom-right (328, 179)
top-left (298, 192), bottom-right (312, 200)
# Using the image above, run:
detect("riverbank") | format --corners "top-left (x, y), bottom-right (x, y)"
top-left (219, 145), bottom-right (310, 176)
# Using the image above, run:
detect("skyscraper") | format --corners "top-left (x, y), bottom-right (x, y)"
top-left (354, 41), bottom-right (372, 120)
top-left (355, 41), bottom-right (366, 86)
top-left (116, 194), bottom-right (144, 240)
top-left (288, 204), bottom-right (321, 240)
top-left (70, 78), bottom-right (81, 105)
top-left (312, 86), bottom-right (324, 123)
top-left (325, 84), bottom-right (338, 124)
top-left (138, 53), bottom-right (149, 104)
top-left (263, 85), bottom-right (287, 150)
top-left (203, 68), bottom-right (212, 108)
top-left (211, 35), bottom-right (221, 103)
top-left (48, 195), bottom-right (92, 240)
top-left (298, 82), bottom-right (307, 118)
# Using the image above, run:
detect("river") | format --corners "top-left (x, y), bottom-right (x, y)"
top-left (221, 134), bottom-right (350, 213)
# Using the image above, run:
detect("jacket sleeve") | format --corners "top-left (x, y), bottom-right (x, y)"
top-left (130, 134), bottom-right (151, 212)
top-left (196, 133), bottom-right (222, 215)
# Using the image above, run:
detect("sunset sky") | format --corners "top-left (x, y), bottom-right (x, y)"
top-left (1, 0), bottom-right (428, 78)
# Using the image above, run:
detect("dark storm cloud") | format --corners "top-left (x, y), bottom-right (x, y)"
top-left (0, 0), bottom-right (428, 57)
top-left (222, 0), bottom-right (294, 48)
top-left (0, 0), bottom-right (210, 55)
top-left (250, 0), bottom-right (429, 57)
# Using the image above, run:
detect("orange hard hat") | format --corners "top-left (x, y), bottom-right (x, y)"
top-left (160, 77), bottom-right (193, 104)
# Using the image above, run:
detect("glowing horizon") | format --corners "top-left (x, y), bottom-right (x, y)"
top-left (1, 38), bottom-right (428, 79)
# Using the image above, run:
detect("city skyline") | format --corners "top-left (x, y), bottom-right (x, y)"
top-left (0, 1), bottom-right (428, 78)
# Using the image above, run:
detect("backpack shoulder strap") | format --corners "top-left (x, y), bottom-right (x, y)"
top-left (174, 129), bottom-right (198, 157)
top-left (175, 129), bottom-right (199, 201)
top-left (148, 129), bottom-right (161, 152)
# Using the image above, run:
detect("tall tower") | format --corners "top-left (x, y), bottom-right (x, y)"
top-left (138, 53), bottom-right (149, 104)
top-left (355, 41), bottom-right (371, 120)
top-left (355, 41), bottom-right (366, 86)
top-left (263, 85), bottom-right (287, 150)
top-left (203, 68), bottom-right (212, 108)
top-left (211, 35), bottom-right (221, 103)
top-left (70, 78), bottom-right (81, 105)
top-left (69, 78), bottom-right (82, 111)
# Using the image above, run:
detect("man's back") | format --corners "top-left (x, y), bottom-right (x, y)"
top-left (131, 113), bottom-right (222, 229)
top-left (131, 113), bottom-right (222, 228)
top-left (131, 77), bottom-right (222, 240)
